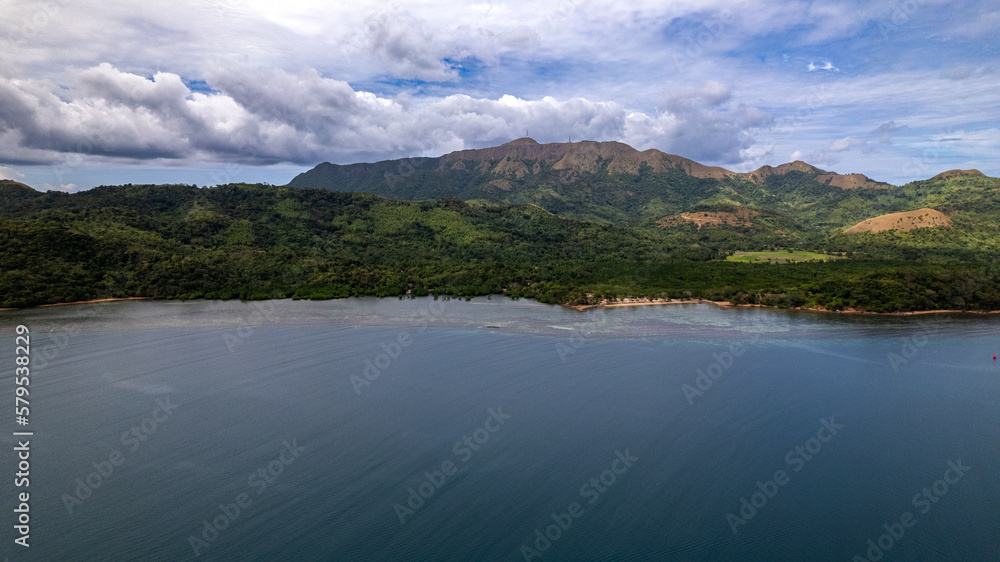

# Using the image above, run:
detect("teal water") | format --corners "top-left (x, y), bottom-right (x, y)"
top-left (1, 298), bottom-right (999, 561)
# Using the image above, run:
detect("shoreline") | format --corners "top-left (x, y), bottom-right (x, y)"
top-left (0, 297), bottom-right (151, 312)
top-left (561, 297), bottom-right (1000, 316)
top-left (2, 295), bottom-right (998, 317)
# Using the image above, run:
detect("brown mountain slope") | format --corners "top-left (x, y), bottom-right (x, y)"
top-left (0, 180), bottom-right (35, 191)
top-left (437, 138), bottom-right (890, 185)
top-left (815, 173), bottom-right (884, 189)
top-left (842, 208), bottom-right (951, 234)
top-left (931, 169), bottom-right (985, 180)
top-left (439, 138), bottom-right (734, 178)
top-left (658, 208), bottom-right (758, 229)
top-left (740, 161), bottom-right (821, 181)
top-left (740, 161), bottom-right (884, 188)
top-left (289, 138), bottom-right (935, 196)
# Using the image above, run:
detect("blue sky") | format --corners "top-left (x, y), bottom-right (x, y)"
top-left (0, 0), bottom-right (997, 191)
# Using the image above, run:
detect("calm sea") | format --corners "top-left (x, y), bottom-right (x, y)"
top-left (1, 298), bottom-right (998, 561)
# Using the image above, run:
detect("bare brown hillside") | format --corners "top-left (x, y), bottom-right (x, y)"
top-left (439, 138), bottom-right (734, 178)
top-left (0, 180), bottom-right (35, 191)
top-left (815, 173), bottom-right (884, 189)
top-left (931, 169), bottom-right (985, 180)
top-left (437, 139), bottom-right (894, 187)
top-left (842, 208), bottom-right (951, 234)
top-left (658, 208), bottom-right (758, 229)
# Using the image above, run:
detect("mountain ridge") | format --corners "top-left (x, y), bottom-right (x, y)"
top-left (290, 138), bottom-right (888, 188)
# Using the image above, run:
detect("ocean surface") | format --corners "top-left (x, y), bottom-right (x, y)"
top-left (1, 297), bottom-right (998, 561)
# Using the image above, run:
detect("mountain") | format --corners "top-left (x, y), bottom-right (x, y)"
top-left (289, 138), bottom-right (886, 195)
top-left (436, 138), bottom-right (735, 178)
top-left (284, 139), bottom-right (1000, 262)
top-left (3, 142), bottom-right (999, 312)
top-left (288, 139), bottom-right (908, 240)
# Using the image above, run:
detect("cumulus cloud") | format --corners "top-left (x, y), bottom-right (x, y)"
top-left (1, 1), bottom-right (996, 186)
top-left (351, 9), bottom-right (458, 81)
top-left (0, 165), bottom-right (24, 180)
top-left (805, 136), bottom-right (867, 166)
top-left (623, 81), bottom-right (772, 164)
top-left (0, 64), bottom-right (631, 168)
top-left (0, 64), bottom-right (774, 172)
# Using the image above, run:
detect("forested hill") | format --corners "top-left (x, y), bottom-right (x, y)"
top-left (4, 181), bottom-right (1000, 312)
top-left (287, 138), bottom-right (891, 227)
top-left (285, 140), bottom-right (1000, 265)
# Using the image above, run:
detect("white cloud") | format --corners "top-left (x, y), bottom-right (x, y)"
top-left (804, 136), bottom-right (866, 167)
top-left (0, 165), bottom-right (24, 180)
top-left (1, 0), bottom-right (996, 187)
top-left (807, 61), bottom-right (838, 72)
top-left (828, 137), bottom-right (862, 152)
top-left (40, 182), bottom-right (80, 193)
top-left (349, 9), bottom-right (458, 81)
top-left (623, 82), bottom-right (771, 164)
top-left (0, 64), bottom-right (631, 167)
top-left (872, 121), bottom-right (908, 144)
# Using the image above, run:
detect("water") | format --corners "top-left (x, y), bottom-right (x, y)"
top-left (1, 298), bottom-right (999, 561)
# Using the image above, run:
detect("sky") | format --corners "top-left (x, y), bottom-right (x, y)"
top-left (0, 0), bottom-right (997, 191)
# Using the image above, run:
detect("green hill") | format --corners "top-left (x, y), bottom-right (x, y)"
top-left (3, 179), bottom-right (1000, 312)
top-left (288, 139), bottom-right (999, 263)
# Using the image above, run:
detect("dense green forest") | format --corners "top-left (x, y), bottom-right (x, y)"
top-left (290, 143), bottom-right (1000, 263)
top-left (3, 180), bottom-right (1000, 312)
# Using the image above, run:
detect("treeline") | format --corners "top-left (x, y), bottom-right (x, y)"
top-left (1, 182), bottom-right (999, 312)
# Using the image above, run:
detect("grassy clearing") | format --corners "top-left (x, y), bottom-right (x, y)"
top-left (726, 250), bottom-right (842, 263)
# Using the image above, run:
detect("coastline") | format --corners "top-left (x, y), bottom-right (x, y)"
top-left (38, 297), bottom-right (152, 307)
top-left (0, 297), bottom-right (152, 312)
top-left (2, 295), bottom-right (998, 317)
top-left (561, 297), bottom-right (1000, 316)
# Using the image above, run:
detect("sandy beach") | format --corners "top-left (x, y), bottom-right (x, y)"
top-left (0, 297), bottom-right (152, 312)
top-left (563, 297), bottom-right (1000, 316)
